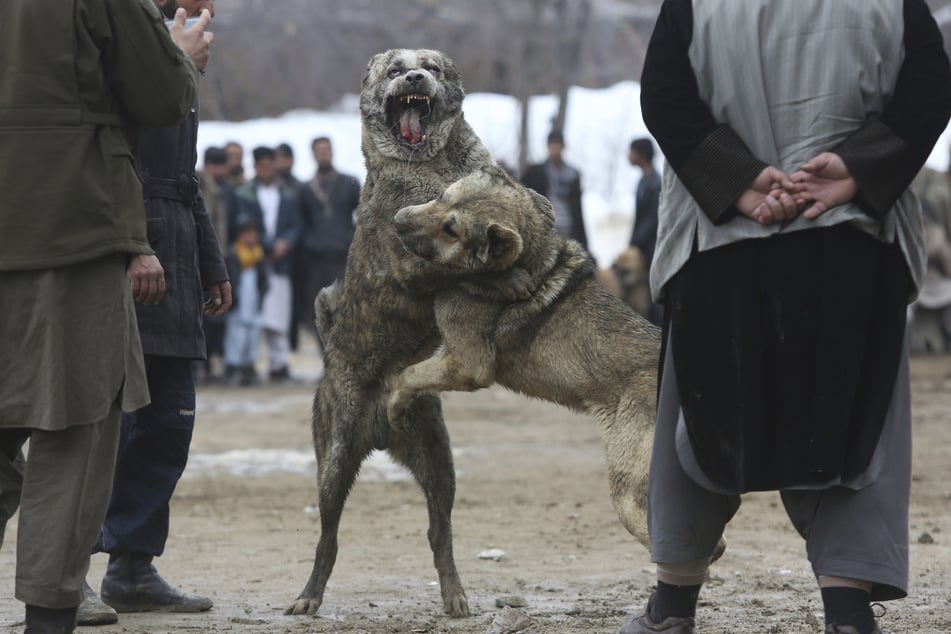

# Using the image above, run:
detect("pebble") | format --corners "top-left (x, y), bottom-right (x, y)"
top-left (478, 548), bottom-right (507, 561)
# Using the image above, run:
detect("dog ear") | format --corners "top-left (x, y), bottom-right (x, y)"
top-left (527, 188), bottom-right (556, 226)
top-left (363, 52), bottom-right (385, 87)
top-left (476, 222), bottom-right (522, 269)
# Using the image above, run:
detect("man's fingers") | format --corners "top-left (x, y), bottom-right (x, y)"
top-left (219, 282), bottom-right (233, 312)
top-left (145, 274), bottom-right (159, 304)
top-left (173, 7), bottom-right (187, 28)
top-left (195, 8), bottom-right (212, 31)
top-left (803, 202), bottom-right (828, 219)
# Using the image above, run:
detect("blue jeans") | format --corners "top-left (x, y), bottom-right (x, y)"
top-left (95, 356), bottom-right (195, 556)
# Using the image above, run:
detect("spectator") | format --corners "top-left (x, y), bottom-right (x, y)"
top-left (520, 130), bottom-right (588, 250)
top-left (80, 0), bottom-right (230, 626)
top-left (223, 140), bottom-right (246, 186)
top-left (197, 145), bottom-right (231, 383)
top-left (227, 146), bottom-right (301, 382)
top-left (296, 136), bottom-right (361, 345)
top-left (198, 145), bottom-right (230, 254)
top-left (224, 215), bottom-right (270, 386)
top-left (626, 1), bottom-right (951, 633)
top-left (0, 1), bottom-right (201, 631)
top-left (627, 136), bottom-right (663, 326)
top-left (275, 142), bottom-right (300, 188)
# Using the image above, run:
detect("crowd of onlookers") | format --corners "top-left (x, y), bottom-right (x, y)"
top-left (195, 138), bottom-right (361, 386)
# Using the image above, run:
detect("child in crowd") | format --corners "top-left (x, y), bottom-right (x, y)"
top-left (224, 215), bottom-right (269, 386)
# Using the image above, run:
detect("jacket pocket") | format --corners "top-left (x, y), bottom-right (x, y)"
top-left (146, 217), bottom-right (165, 246)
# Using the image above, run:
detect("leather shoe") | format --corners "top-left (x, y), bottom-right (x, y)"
top-left (100, 553), bottom-right (213, 613)
top-left (24, 604), bottom-right (77, 634)
top-left (77, 579), bottom-right (118, 625)
top-left (618, 594), bottom-right (695, 633)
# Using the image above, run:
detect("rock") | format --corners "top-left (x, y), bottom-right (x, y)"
top-left (486, 606), bottom-right (539, 634)
top-left (495, 595), bottom-right (528, 608)
top-left (478, 548), bottom-right (507, 561)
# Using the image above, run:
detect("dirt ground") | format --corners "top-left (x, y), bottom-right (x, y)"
top-left (1, 341), bottom-right (949, 634)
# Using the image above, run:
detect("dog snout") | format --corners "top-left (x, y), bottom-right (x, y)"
top-left (406, 71), bottom-right (425, 86)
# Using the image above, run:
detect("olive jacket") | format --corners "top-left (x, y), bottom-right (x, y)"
top-left (0, 0), bottom-right (199, 271)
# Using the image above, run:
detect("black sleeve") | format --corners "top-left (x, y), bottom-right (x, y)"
top-left (640, 0), bottom-right (765, 224)
top-left (835, 0), bottom-right (951, 220)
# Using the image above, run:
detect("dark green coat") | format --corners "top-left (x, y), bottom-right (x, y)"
top-left (0, 0), bottom-right (199, 271)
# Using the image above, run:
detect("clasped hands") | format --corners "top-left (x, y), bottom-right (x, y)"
top-left (736, 152), bottom-right (858, 225)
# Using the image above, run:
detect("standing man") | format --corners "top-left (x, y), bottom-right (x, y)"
top-left (227, 146), bottom-right (301, 382)
top-left (520, 130), bottom-right (588, 251)
top-left (197, 145), bottom-right (231, 382)
top-left (223, 140), bottom-right (246, 186)
top-left (0, 1), bottom-right (202, 631)
top-left (274, 142), bottom-right (301, 189)
top-left (296, 136), bottom-right (361, 343)
top-left (627, 137), bottom-right (663, 326)
top-left (624, 1), bottom-right (951, 634)
top-left (80, 0), bottom-right (231, 626)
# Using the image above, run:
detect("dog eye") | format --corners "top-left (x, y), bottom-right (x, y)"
top-left (442, 221), bottom-right (457, 238)
top-left (424, 64), bottom-right (441, 74)
top-left (388, 67), bottom-right (401, 78)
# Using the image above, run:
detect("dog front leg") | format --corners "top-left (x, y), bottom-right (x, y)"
top-left (387, 353), bottom-right (494, 427)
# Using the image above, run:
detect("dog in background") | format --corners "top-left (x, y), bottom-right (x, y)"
top-left (595, 246), bottom-right (651, 319)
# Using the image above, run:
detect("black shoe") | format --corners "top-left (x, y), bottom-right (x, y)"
top-left (240, 365), bottom-right (262, 386)
top-left (77, 579), bottom-right (118, 625)
top-left (24, 604), bottom-right (77, 634)
top-left (100, 553), bottom-right (213, 613)
top-left (618, 594), bottom-right (695, 633)
top-left (268, 366), bottom-right (292, 382)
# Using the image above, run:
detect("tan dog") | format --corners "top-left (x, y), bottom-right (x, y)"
top-left (612, 246), bottom-right (653, 319)
top-left (388, 165), bottom-right (662, 551)
top-left (287, 49), bottom-right (500, 619)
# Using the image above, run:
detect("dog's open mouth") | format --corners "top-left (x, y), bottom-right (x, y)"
top-left (388, 94), bottom-right (432, 146)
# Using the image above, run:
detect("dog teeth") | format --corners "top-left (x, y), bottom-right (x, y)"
top-left (401, 95), bottom-right (431, 105)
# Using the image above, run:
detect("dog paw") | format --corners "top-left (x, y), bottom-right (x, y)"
top-left (386, 390), bottom-right (411, 427)
top-left (499, 267), bottom-right (536, 301)
top-left (285, 597), bottom-right (322, 616)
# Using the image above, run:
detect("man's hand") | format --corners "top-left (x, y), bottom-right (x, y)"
top-left (204, 281), bottom-right (233, 317)
top-left (735, 165), bottom-right (801, 225)
top-left (790, 152), bottom-right (858, 219)
top-left (168, 8), bottom-right (213, 72)
top-left (129, 254), bottom-right (166, 305)
top-left (271, 238), bottom-right (292, 262)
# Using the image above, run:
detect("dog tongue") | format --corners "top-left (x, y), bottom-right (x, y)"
top-left (400, 108), bottom-right (422, 145)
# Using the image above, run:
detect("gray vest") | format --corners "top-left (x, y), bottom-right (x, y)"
top-left (651, 0), bottom-right (926, 300)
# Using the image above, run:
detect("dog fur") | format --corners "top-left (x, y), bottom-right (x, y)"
top-left (387, 165), bottom-right (662, 553)
top-left (286, 49), bottom-right (496, 618)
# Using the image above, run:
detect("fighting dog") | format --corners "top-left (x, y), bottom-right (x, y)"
top-left (286, 49), bottom-right (497, 618)
top-left (387, 165), bottom-right (660, 552)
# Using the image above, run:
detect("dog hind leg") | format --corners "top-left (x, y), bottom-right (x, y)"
top-left (386, 393), bottom-right (469, 617)
top-left (287, 397), bottom-right (373, 616)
